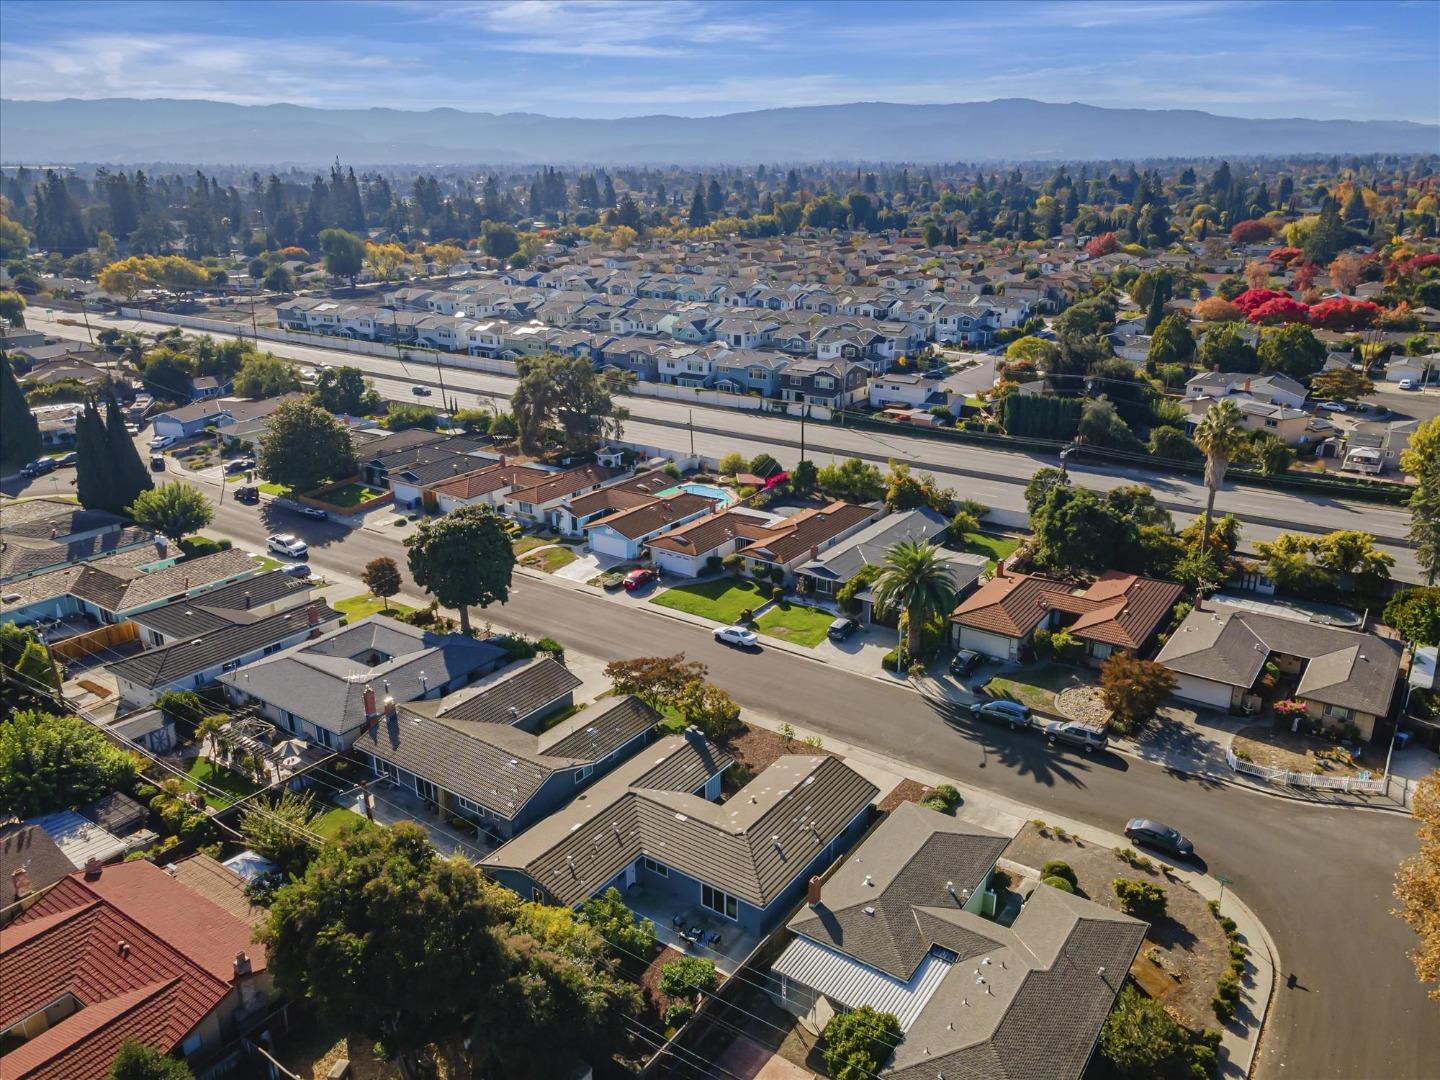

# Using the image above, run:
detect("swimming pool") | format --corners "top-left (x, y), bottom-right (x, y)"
top-left (660, 482), bottom-right (734, 505)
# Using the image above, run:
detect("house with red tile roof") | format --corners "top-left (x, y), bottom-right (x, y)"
top-left (734, 501), bottom-right (881, 585)
top-left (0, 860), bottom-right (272, 1080)
top-left (949, 568), bottom-right (1183, 664)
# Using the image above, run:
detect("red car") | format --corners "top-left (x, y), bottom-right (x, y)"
top-left (623, 568), bottom-right (657, 591)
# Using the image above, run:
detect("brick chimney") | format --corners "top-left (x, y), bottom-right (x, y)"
top-left (499, 453), bottom-right (507, 467)
top-left (383, 696), bottom-right (398, 721)
top-left (307, 601), bottom-right (321, 637)
top-left (11, 866), bottom-right (31, 900)
top-left (84, 858), bottom-right (102, 880)
top-left (233, 951), bottom-right (252, 977)
top-left (363, 685), bottom-right (378, 729)
top-left (806, 875), bottom-right (824, 907)
top-left (995, 558), bottom-right (1006, 579)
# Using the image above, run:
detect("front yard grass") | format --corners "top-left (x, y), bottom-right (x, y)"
top-left (521, 546), bottom-right (578, 573)
top-left (183, 757), bottom-right (263, 809)
top-left (333, 593), bottom-right (416, 621)
top-left (250, 553), bottom-right (283, 572)
top-left (257, 480), bottom-right (293, 497)
top-left (953, 531), bottom-right (1021, 570)
top-left (755, 601), bottom-right (834, 647)
top-left (650, 577), bottom-right (766, 623)
top-left (985, 662), bottom-right (1092, 712)
top-left (313, 482), bottom-right (384, 509)
top-left (512, 534), bottom-right (557, 555)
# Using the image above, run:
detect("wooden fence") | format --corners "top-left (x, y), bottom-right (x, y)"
top-left (50, 620), bottom-right (138, 661)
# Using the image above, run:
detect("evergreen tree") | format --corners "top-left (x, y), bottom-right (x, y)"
top-left (107, 391), bottom-right (154, 511)
top-left (0, 354), bottom-right (41, 470)
top-left (74, 400), bottom-right (116, 511)
top-left (688, 184), bottom-right (708, 228)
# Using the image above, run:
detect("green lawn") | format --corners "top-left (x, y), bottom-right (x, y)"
top-left (521, 546), bottom-right (577, 573)
top-left (651, 577), bottom-right (767, 623)
top-left (513, 534), bottom-right (558, 555)
top-left (251, 554), bottom-right (283, 572)
top-left (755, 601), bottom-right (835, 648)
top-left (257, 481), bottom-right (293, 497)
top-left (311, 805), bottom-right (374, 840)
top-left (182, 757), bottom-right (263, 809)
top-left (314, 482), bottom-right (385, 508)
top-left (954, 532), bottom-right (1022, 570)
top-left (333, 593), bottom-right (416, 620)
top-left (986, 662), bottom-right (1092, 711)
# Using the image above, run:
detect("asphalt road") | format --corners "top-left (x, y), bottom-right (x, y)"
top-left (179, 480), bottom-right (1434, 1080)
top-left (24, 308), bottom-right (1424, 580)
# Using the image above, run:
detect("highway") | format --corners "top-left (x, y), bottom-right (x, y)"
top-left (25, 306), bottom-right (1424, 581)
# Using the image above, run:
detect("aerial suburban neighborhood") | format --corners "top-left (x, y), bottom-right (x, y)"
top-left (1, 3), bottom-right (1439, 1080)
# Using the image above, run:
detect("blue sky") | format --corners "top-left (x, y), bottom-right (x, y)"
top-left (2, 0), bottom-right (1437, 122)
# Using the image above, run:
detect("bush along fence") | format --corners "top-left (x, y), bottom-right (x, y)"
top-left (1224, 745), bottom-right (1387, 794)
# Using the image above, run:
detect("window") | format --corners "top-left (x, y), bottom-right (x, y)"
top-left (702, 884), bottom-right (738, 920)
top-left (455, 795), bottom-right (484, 817)
top-left (533, 888), bottom-right (545, 903)
top-left (643, 857), bottom-right (669, 877)
top-left (573, 765), bottom-right (593, 785)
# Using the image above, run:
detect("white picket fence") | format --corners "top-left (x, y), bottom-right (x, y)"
top-left (1225, 746), bottom-right (1388, 794)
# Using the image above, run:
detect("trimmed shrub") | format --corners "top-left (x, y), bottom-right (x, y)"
top-left (1043, 875), bottom-right (1075, 893)
top-left (663, 1000), bottom-right (695, 1027)
top-left (932, 783), bottom-right (961, 809)
top-left (919, 795), bottom-right (951, 814)
top-left (703, 555), bottom-right (722, 576)
top-left (738, 607), bottom-right (754, 624)
top-left (1040, 860), bottom-right (1078, 888)
top-left (771, 585), bottom-right (785, 602)
top-left (1112, 877), bottom-right (1168, 921)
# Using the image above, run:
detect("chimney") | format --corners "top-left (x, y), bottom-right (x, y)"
top-left (363, 685), bottom-right (378, 727)
top-left (995, 558), bottom-right (1006, 579)
top-left (243, 590), bottom-right (252, 610)
top-left (499, 453), bottom-right (507, 467)
top-left (806, 875), bottom-right (823, 907)
top-left (11, 866), bottom-right (31, 900)
top-left (307, 601), bottom-right (322, 637)
top-left (383, 696), bottom-right (398, 721)
top-left (233, 951), bottom-right (252, 977)
top-left (1243, 377), bottom-right (1252, 393)
top-left (84, 857), bottom-right (102, 880)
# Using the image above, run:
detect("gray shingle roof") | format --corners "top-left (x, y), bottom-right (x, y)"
top-left (357, 694), bottom-right (660, 821)
top-left (129, 571), bottom-right (314, 639)
top-left (485, 749), bottom-right (875, 909)
top-left (797, 507), bottom-right (952, 583)
top-left (108, 602), bottom-right (340, 689)
top-left (1155, 602), bottom-right (1402, 716)
top-left (423, 657), bottom-right (582, 726)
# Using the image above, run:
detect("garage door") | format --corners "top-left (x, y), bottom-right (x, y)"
top-left (1172, 674), bottom-right (1232, 710)
top-left (653, 550), bottom-right (696, 578)
top-left (959, 627), bottom-right (1017, 662)
top-left (588, 529), bottom-right (634, 560)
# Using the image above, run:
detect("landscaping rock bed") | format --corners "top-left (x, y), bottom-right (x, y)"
top-left (1057, 685), bottom-right (1112, 727)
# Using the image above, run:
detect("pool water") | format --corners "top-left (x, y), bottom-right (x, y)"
top-left (660, 482), bottom-right (734, 506)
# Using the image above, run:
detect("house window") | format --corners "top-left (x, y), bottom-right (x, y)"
top-left (316, 727), bottom-right (336, 750)
top-left (1323, 704), bottom-right (1353, 722)
top-left (643, 857), bottom-right (669, 877)
top-left (701, 884), bottom-right (739, 920)
top-left (573, 765), bottom-right (593, 784)
top-left (533, 888), bottom-right (545, 903)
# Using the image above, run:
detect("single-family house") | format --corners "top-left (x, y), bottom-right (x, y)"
top-left (354, 689), bottom-right (660, 841)
top-left (951, 568), bottom-right (1184, 664)
top-left (127, 569), bottom-right (316, 649)
top-left (109, 600), bottom-right (341, 708)
top-left (553, 468), bottom-right (677, 536)
top-left (772, 802), bottom-right (1145, 1080)
top-left (1183, 371), bottom-right (1307, 410)
top-left (0, 499), bottom-right (157, 584)
top-left (424, 460), bottom-right (553, 515)
top-left (505, 464), bottom-right (625, 528)
top-left (780, 359), bottom-right (869, 410)
top-left (584, 492), bottom-right (721, 560)
top-left (1182, 396), bottom-right (1315, 446)
top-left (646, 508), bottom-right (787, 578)
top-left (737, 501), bottom-right (882, 585)
top-left (1155, 602), bottom-right (1402, 739)
top-left (0, 859), bottom-right (275, 1080)
top-left (150, 393), bottom-right (302, 441)
top-left (484, 743), bottom-right (877, 939)
top-left (219, 615), bottom-right (507, 751)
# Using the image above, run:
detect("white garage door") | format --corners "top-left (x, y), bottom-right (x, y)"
top-left (959, 627), bottom-right (1018, 662)
top-left (1172, 674), bottom-right (1232, 710)
top-left (653, 550), bottom-right (696, 578)
top-left (588, 529), bottom-right (634, 560)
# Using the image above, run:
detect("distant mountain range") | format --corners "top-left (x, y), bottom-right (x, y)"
top-left (1, 97), bottom-right (1435, 166)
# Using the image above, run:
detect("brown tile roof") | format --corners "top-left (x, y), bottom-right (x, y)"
top-left (951, 569), bottom-right (1181, 650)
top-left (426, 462), bottom-right (550, 500)
top-left (585, 492), bottom-right (719, 540)
top-left (739, 501), bottom-right (878, 566)
top-left (509, 464), bottom-right (621, 505)
top-left (163, 855), bottom-right (267, 929)
top-left (647, 509), bottom-right (781, 555)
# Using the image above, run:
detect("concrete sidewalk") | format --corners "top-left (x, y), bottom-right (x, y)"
top-left (734, 702), bottom-right (1277, 1080)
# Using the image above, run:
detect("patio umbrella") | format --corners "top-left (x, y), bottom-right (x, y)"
top-left (274, 739), bottom-right (308, 758)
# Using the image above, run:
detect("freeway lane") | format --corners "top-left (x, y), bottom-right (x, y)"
top-left (26, 308), bottom-right (1422, 577)
top-left (180, 485), bottom-right (1433, 1080)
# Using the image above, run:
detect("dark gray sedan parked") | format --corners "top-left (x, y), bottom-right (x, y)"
top-left (1124, 818), bottom-right (1195, 859)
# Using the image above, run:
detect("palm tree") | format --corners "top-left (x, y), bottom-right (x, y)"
top-left (1193, 398), bottom-right (1247, 563)
top-left (871, 540), bottom-right (958, 663)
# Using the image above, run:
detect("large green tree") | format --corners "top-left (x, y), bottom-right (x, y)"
top-left (1030, 485), bottom-right (1138, 576)
top-left (1401, 417), bottom-right (1440, 585)
top-left (1, 353), bottom-right (41, 469)
top-left (0, 709), bottom-right (139, 818)
top-left (256, 397), bottom-right (356, 494)
top-left (404, 506), bottom-right (515, 634)
top-left (1146, 314), bottom-right (1195, 369)
top-left (871, 540), bottom-right (958, 660)
top-left (1385, 588), bottom-right (1440, 646)
top-left (233, 353), bottom-right (299, 398)
top-left (317, 227), bottom-right (365, 285)
top-left (107, 392), bottom-right (154, 512)
top-left (108, 1041), bottom-right (195, 1080)
top-left (125, 482), bottom-right (214, 542)
top-left (1197, 323), bottom-right (1259, 374)
top-left (511, 352), bottom-right (629, 455)
top-left (1095, 985), bottom-right (1220, 1079)
top-left (1258, 323), bottom-right (1325, 380)
top-left (315, 365), bottom-right (382, 415)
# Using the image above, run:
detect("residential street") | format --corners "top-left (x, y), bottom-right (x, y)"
top-left (143, 474), bottom-right (1440, 1080)
top-left (23, 307), bottom-right (1425, 580)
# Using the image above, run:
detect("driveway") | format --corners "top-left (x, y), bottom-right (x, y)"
top-left (812, 621), bottom-right (900, 676)
top-left (552, 548), bottom-right (625, 583)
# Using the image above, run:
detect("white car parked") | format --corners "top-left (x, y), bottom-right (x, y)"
top-left (266, 533), bottom-right (309, 558)
top-left (713, 625), bottom-right (759, 649)
top-left (148, 434), bottom-right (177, 449)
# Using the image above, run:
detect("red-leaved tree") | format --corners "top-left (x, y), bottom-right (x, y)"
top-left (1233, 287), bottom-right (1292, 314)
top-left (1247, 297), bottom-right (1311, 325)
top-left (1085, 232), bottom-right (1119, 258)
top-left (1309, 297), bottom-right (1382, 331)
top-left (1268, 246), bottom-right (1304, 265)
top-left (1230, 219), bottom-right (1278, 244)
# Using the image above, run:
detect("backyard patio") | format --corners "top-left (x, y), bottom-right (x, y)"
top-left (337, 778), bottom-right (493, 860)
top-left (625, 884), bottom-right (763, 976)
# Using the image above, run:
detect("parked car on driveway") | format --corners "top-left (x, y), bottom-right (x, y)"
top-left (1124, 818), bottom-right (1195, 859)
top-left (150, 455), bottom-right (166, 472)
top-left (827, 617), bottom-right (857, 642)
top-left (225, 457), bottom-right (256, 473)
top-left (1045, 720), bottom-right (1109, 753)
top-left (1399, 378), bottom-right (1417, 390)
top-left (297, 506), bottom-right (328, 521)
top-left (20, 457), bottom-right (56, 478)
top-left (1315, 401), bottom-right (1347, 413)
top-left (149, 434), bottom-right (176, 449)
top-left (972, 699), bottom-right (1033, 729)
top-left (949, 649), bottom-right (982, 677)
top-left (623, 568), bottom-right (657, 591)
top-left (714, 625), bottom-right (759, 649)
top-left (267, 533), bottom-right (308, 558)
top-left (280, 563), bottom-right (312, 579)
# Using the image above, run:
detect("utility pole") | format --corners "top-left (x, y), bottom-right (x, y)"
top-left (357, 778), bottom-right (375, 822)
top-left (800, 402), bottom-right (807, 461)
top-left (77, 297), bottom-right (94, 347)
top-left (688, 410), bottom-right (695, 458)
